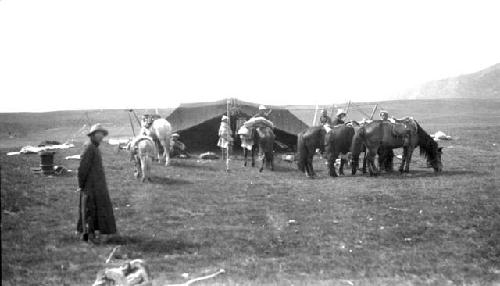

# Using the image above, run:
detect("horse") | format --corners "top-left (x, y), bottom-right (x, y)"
top-left (140, 115), bottom-right (172, 166)
top-left (127, 137), bottom-right (156, 183)
top-left (241, 128), bottom-right (258, 167)
top-left (350, 120), bottom-right (394, 174)
top-left (351, 120), bottom-right (443, 176)
top-left (324, 125), bottom-right (355, 177)
top-left (297, 126), bottom-right (327, 178)
top-left (256, 127), bottom-right (275, 172)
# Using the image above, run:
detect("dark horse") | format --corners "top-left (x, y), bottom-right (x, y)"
top-left (297, 125), bottom-right (355, 177)
top-left (256, 127), bottom-right (275, 172)
top-left (325, 125), bottom-right (355, 177)
top-left (242, 128), bottom-right (259, 167)
top-left (242, 127), bottom-right (275, 172)
top-left (351, 120), bottom-right (443, 176)
top-left (297, 126), bottom-right (326, 178)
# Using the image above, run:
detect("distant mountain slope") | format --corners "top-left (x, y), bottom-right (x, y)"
top-left (400, 63), bottom-right (500, 99)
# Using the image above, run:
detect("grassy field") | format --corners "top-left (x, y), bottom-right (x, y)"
top-left (1, 99), bottom-right (500, 285)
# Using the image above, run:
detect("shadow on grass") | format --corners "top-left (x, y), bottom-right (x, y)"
top-left (169, 160), bottom-right (220, 172)
top-left (355, 169), bottom-right (485, 179)
top-left (106, 235), bottom-right (202, 255)
top-left (149, 176), bottom-right (193, 185)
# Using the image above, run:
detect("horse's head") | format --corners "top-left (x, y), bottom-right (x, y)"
top-left (429, 146), bottom-right (443, 173)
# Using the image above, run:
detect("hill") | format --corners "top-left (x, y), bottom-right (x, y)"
top-left (399, 63), bottom-right (500, 100)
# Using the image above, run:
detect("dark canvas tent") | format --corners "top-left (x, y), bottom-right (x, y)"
top-left (166, 99), bottom-right (309, 152)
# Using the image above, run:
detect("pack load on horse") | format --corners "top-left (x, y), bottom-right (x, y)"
top-left (238, 105), bottom-right (275, 170)
top-left (351, 117), bottom-right (443, 176)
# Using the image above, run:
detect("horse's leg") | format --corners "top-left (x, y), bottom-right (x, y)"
top-left (329, 151), bottom-right (338, 177)
top-left (259, 153), bottom-right (265, 173)
top-left (163, 139), bottom-right (170, 167)
top-left (362, 150), bottom-right (367, 174)
top-left (134, 155), bottom-right (141, 179)
top-left (251, 145), bottom-right (256, 167)
top-left (404, 147), bottom-right (414, 173)
top-left (305, 158), bottom-right (312, 178)
top-left (367, 148), bottom-right (379, 177)
top-left (399, 147), bottom-right (407, 173)
top-left (145, 155), bottom-right (153, 182)
top-left (140, 156), bottom-right (147, 182)
top-left (308, 153), bottom-right (315, 177)
top-left (270, 153), bottom-right (274, 171)
top-left (243, 148), bottom-right (248, 167)
top-left (339, 157), bottom-right (346, 176)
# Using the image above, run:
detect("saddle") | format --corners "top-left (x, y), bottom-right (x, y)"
top-left (386, 118), bottom-right (417, 139)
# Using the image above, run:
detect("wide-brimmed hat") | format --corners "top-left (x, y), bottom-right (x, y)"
top-left (172, 133), bottom-right (180, 138)
top-left (259, 105), bottom-right (267, 110)
top-left (336, 109), bottom-right (346, 116)
top-left (221, 115), bottom-right (229, 122)
top-left (87, 123), bottom-right (109, 136)
top-left (380, 110), bottom-right (388, 115)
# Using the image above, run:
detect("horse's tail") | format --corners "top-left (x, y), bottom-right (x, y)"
top-left (351, 126), bottom-right (365, 169)
top-left (297, 133), bottom-right (307, 172)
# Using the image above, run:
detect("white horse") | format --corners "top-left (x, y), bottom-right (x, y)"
top-left (127, 137), bottom-right (156, 182)
top-left (140, 115), bottom-right (172, 166)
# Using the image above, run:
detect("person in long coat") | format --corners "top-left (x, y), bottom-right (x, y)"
top-left (77, 123), bottom-right (116, 243)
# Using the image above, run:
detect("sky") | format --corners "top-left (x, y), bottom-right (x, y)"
top-left (0, 0), bottom-right (499, 112)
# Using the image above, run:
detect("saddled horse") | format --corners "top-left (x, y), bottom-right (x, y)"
top-left (240, 126), bottom-right (275, 172)
top-left (350, 121), bottom-right (394, 174)
top-left (297, 126), bottom-right (327, 178)
top-left (140, 115), bottom-right (172, 166)
top-left (127, 136), bottom-right (156, 182)
top-left (351, 120), bottom-right (443, 176)
top-left (324, 125), bottom-right (355, 177)
top-left (240, 126), bottom-right (259, 167)
top-left (256, 127), bottom-right (275, 172)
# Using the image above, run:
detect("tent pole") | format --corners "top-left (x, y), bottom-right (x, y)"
top-left (85, 112), bottom-right (92, 126)
top-left (369, 104), bottom-right (378, 120)
top-left (312, 104), bottom-right (319, 126)
top-left (345, 100), bottom-right (351, 115)
top-left (127, 112), bottom-right (136, 136)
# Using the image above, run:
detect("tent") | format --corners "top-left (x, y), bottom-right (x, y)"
top-left (166, 99), bottom-right (309, 152)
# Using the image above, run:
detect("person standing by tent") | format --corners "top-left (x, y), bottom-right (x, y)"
top-left (217, 115), bottom-right (233, 160)
top-left (331, 109), bottom-right (347, 126)
top-left (319, 109), bottom-right (332, 125)
top-left (77, 123), bottom-right (116, 243)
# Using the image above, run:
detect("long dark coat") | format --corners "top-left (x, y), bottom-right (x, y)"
top-left (77, 140), bottom-right (116, 234)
